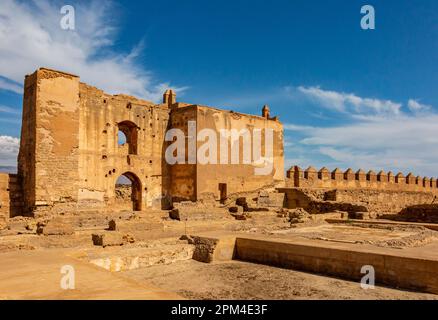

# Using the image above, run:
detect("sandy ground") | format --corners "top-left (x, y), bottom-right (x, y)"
top-left (121, 259), bottom-right (438, 300)
top-left (2, 212), bottom-right (438, 300)
top-left (0, 249), bottom-right (181, 299)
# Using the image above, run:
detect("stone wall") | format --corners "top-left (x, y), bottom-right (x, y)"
top-left (15, 67), bottom-right (285, 216)
top-left (279, 187), bottom-right (435, 214)
top-left (167, 105), bottom-right (197, 202)
top-left (332, 189), bottom-right (435, 213)
top-left (0, 173), bottom-right (9, 222)
top-left (169, 104), bottom-right (284, 202)
top-left (195, 106), bottom-right (284, 201)
top-left (0, 173), bottom-right (23, 220)
top-left (77, 81), bottom-right (171, 211)
top-left (398, 204), bottom-right (438, 223)
top-left (20, 69), bottom-right (81, 215)
top-left (287, 165), bottom-right (438, 195)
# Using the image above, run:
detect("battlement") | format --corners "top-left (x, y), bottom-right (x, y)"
top-left (287, 165), bottom-right (438, 194)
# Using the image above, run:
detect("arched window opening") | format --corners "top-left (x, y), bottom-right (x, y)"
top-left (118, 131), bottom-right (127, 145)
top-left (115, 172), bottom-right (142, 211)
top-left (117, 121), bottom-right (138, 154)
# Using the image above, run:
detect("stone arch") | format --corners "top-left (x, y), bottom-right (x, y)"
top-left (114, 171), bottom-right (142, 211)
top-left (117, 120), bottom-right (138, 155)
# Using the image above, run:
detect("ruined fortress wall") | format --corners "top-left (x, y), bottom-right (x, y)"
top-left (19, 69), bottom-right (81, 214)
top-left (19, 68), bottom-right (172, 214)
top-left (195, 106), bottom-right (284, 201)
top-left (167, 104), bottom-right (284, 202)
top-left (16, 67), bottom-right (285, 214)
top-left (287, 166), bottom-right (438, 195)
top-left (18, 72), bottom-right (37, 213)
top-left (0, 173), bottom-right (10, 221)
top-left (0, 173), bottom-right (23, 219)
top-left (331, 189), bottom-right (435, 213)
top-left (168, 105), bottom-right (197, 202)
top-left (77, 84), bottom-right (171, 210)
top-left (281, 187), bottom-right (435, 214)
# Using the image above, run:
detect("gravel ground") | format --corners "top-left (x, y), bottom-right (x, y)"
top-left (121, 259), bottom-right (438, 300)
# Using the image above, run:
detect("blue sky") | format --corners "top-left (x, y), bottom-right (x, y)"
top-left (1, 0), bottom-right (438, 176)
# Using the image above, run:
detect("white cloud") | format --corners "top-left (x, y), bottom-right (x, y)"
top-left (0, 135), bottom-right (19, 166)
top-left (298, 86), bottom-right (402, 116)
top-left (407, 99), bottom-right (431, 113)
top-left (0, 0), bottom-right (184, 102)
top-left (285, 88), bottom-right (438, 177)
top-left (283, 123), bottom-right (314, 132)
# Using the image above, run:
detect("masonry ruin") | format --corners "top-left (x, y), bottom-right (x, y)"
top-left (1, 68), bottom-right (438, 299)
top-left (0, 68), bottom-right (283, 219)
top-left (280, 165), bottom-right (438, 215)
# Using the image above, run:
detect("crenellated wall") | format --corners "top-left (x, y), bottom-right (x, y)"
top-left (286, 165), bottom-right (438, 195)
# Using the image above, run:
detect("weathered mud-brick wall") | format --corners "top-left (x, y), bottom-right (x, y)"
top-left (0, 173), bottom-right (23, 219)
top-left (18, 71), bottom-right (37, 213)
top-left (279, 186), bottom-right (435, 214)
top-left (0, 173), bottom-right (10, 221)
top-left (331, 189), bottom-right (435, 213)
top-left (195, 106), bottom-right (284, 201)
top-left (16, 67), bottom-right (285, 215)
top-left (168, 105), bottom-right (197, 202)
top-left (19, 69), bottom-right (81, 215)
top-left (168, 104), bottom-right (284, 203)
top-left (77, 82), bottom-right (171, 210)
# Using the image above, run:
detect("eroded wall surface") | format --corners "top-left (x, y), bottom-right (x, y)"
top-left (77, 83), bottom-right (171, 210)
top-left (167, 105), bottom-right (284, 202)
top-left (195, 106), bottom-right (284, 201)
top-left (20, 69), bottom-right (81, 215)
top-left (280, 187), bottom-right (436, 214)
top-left (0, 173), bottom-right (23, 219)
top-left (331, 189), bottom-right (435, 213)
top-left (168, 105), bottom-right (197, 201)
top-left (0, 173), bottom-right (10, 221)
top-left (19, 68), bottom-right (173, 214)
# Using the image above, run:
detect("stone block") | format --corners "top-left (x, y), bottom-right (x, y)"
top-left (257, 192), bottom-right (285, 208)
top-left (191, 236), bottom-right (219, 263)
top-left (169, 207), bottom-right (230, 221)
top-left (37, 218), bottom-right (74, 235)
top-left (91, 232), bottom-right (135, 247)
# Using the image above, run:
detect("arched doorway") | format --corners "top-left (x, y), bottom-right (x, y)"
top-left (115, 172), bottom-right (142, 211)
